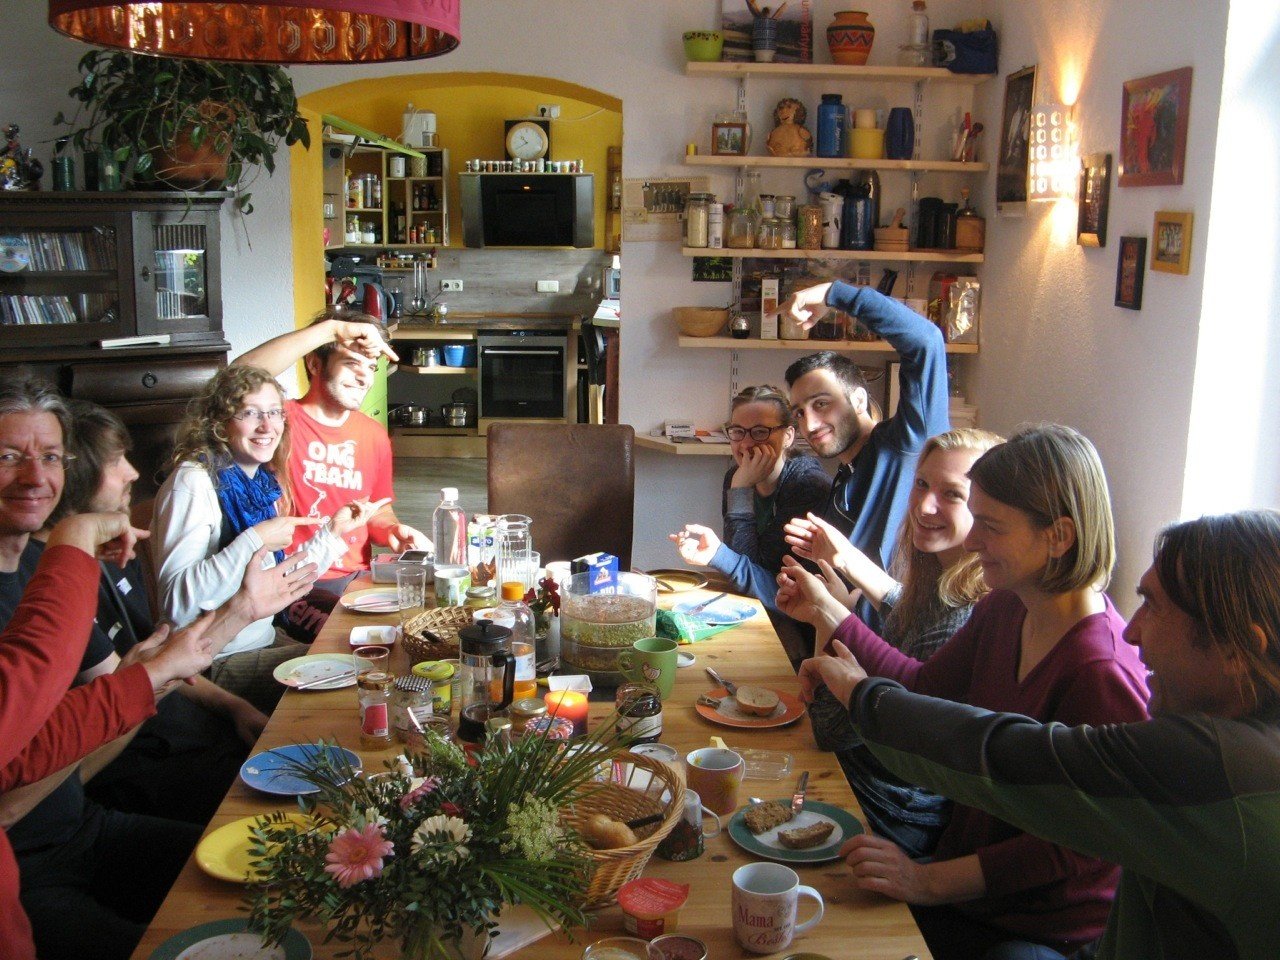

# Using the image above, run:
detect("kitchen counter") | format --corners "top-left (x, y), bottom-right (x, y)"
top-left (394, 312), bottom-right (581, 334)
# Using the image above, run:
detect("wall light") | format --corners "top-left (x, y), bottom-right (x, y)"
top-left (1028, 102), bottom-right (1078, 202)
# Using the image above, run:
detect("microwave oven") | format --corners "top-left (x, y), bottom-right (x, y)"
top-left (460, 173), bottom-right (594, 248)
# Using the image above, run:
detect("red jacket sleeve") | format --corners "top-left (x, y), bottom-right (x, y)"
top-left (0, 544), bottom-right (100, 768)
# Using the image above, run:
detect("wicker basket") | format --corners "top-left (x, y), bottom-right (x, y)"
top-left (561, 751), bottom-right (686, 908)
top-left (401, 606), bottom-right (471, 665)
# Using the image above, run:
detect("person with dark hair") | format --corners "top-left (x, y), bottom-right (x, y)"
top-left (779, 424), bottom-right (1150, 960)
top-left (802, 508), bottom-right (1280, 960)
top-left (232, 311), bottom-right (427, 641)
top-left (669, 384), bottom-right (830, 662)
top-left (780, 282), bottom-right (950, 629)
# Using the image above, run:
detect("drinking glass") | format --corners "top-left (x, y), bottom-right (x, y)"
top-left (397, 566), bottom-right (428, 628)
top-left (353, 644), bottom-right (390, 678)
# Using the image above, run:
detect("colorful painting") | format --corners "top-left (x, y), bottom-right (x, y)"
top-left (997, 65), bottom-right (1037, 211)
top-left (721, 0), bottom-right (813, 63)
top-left (1151, 210), bottom-right (1193, 275)
top-left (1120, 68), bottom-right (1193, 187)
top-left (1114, 236), bottom-right (1146, 310)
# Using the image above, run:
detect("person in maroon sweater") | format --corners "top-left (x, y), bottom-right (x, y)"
top-left (0, 511), bottom-right (223, 959)
top-left (779, 424), bottom-right (1151, 960)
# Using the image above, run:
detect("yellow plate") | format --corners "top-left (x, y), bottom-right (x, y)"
top-left (195, 813), bottom-right (316, 883)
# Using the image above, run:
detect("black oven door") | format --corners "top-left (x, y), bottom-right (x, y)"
top-left (477, 333), bottom-right (567, 419)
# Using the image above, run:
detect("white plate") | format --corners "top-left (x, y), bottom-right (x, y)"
top-left (349, 625), bottom-right (399, 647)
top-left (339, 587), bottom-right (401, 614)
top-left (272, 654), bottom-right (357, 690)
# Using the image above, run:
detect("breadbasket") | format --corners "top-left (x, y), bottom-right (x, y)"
top-left (561, 751), bottom-right (686, 908)
top-left (401, 606), bottom-right (471, 665)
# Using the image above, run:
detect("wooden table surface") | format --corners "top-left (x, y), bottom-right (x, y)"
top-left (131, 580), bottom-right (931, 960)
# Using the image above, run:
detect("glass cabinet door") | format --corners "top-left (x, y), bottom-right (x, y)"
top-left (133, 208), bottom-right (223, 340)
top-left (0, 217), bottom-right (132, 345)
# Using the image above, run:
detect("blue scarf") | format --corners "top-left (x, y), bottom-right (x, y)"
top-left (216, 463), bottom-right (285, 564)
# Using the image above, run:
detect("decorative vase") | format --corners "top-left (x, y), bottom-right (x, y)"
top-left (885, 107), bottom-right (916, 160)
top-left (751, 17), bottom-right (779, 63)
top-left (150, 101), bottom-right (232, 189)
top-left (827, 11), bottom-right (875, 66)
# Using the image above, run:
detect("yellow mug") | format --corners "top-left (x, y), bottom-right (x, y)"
top-left (849, 127), bottom-right (885, 160)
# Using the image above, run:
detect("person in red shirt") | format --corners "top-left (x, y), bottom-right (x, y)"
top-left (233, 310), bottom-right (429, 641)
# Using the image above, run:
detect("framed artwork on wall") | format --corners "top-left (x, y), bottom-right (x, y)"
top-left (712, 121), bottom-right (750, 156)
top-left (996, 65), bottom-right (1037, 213)
top-left (1115, 236), bottom-right (1147, 310)
top-left (1119, 67), bottom-right (1193, 187)
top-left (1151, 210), bottom-right (1194, 274)
top-left (1077, 153), bottom-right (1111, 247)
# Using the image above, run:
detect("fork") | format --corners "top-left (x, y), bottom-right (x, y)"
top-left (685, 591), bottom-right (728, 615)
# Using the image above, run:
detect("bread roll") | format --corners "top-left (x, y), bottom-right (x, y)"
top-left (734, 685), bottom-right (781, 717)
top-left (581, 813), bottom-right (639, 849)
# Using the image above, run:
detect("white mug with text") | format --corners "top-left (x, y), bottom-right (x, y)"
top-left (731, 861), bottom-right (824, 954)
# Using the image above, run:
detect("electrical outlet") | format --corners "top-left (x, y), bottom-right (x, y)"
top-left (537, 104), bottom-right (561, 119)
top-left (536, 280), bottom-right (560, 293)
top-left (440, 279), bottom-right (463, 292)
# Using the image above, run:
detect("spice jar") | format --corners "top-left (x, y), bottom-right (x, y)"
top-left (392, 674), bottom-right (435, 744)
top-left (684, 192), bottom-right (712, 248)
top-left (358, 671), bottom-right (394, 749)
top-left (616, 682), bottom-right (663, 743)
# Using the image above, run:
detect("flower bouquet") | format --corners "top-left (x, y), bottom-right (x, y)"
top-left (246, 724), bottom-right (629, 960)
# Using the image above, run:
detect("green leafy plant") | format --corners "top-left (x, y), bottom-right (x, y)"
top-left (247, 722), bottom-right (633, 960)
top-left (55, 49), bottom-right (309, 213)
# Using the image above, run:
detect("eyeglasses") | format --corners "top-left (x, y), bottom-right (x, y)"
top-left (232, 409), bottom-right (286, 424)
top-left (724, 424), bottom-right (789, 442)
top-left (0, 452), bottom-right (77, 471)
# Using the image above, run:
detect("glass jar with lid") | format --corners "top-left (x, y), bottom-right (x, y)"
top-left (465, 585), bottom-right (497, 611)
top-left (392, 674), bottom-right (435, 744)
top-left (756, 215), bottom-right (782, 250)
top-left (774, 194), bottom-right (797, 220)
top-left (725, 205), bottom-right (756, 249)
top-left (798, 204), bottom-right (824, 249)
top-left (684, 192), bottom-right (713, 248)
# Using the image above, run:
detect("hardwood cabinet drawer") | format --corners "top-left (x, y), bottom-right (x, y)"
top-left (68, 356), bottom-right (223, 405)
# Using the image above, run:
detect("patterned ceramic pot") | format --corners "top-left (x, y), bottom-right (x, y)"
top-left (827, 11), bottom-right (875, 65)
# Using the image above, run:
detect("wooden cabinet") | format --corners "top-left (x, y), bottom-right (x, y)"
top-left (323, 137), bottom-right (450, 250)
top-left (0, 190), bottom-right (229, 495)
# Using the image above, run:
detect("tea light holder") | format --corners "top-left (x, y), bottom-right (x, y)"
top-left (545, 690), bottom-right (589, 737)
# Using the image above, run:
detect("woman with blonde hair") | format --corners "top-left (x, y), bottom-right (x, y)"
top-left (779, 424), bottom-right (1150, 960)
top-left (670, 384), bottom-right (830, 662)
top-left (792, 427), bottom-right (1002, 858)
top-left (154, 365), bottom-right (385, 712)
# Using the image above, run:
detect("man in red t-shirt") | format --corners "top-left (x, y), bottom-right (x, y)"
top-left (234, 311), bottom-right (429, 639)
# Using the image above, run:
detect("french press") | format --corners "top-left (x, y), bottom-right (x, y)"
top-left (456, 620), bottom-right (516, 743)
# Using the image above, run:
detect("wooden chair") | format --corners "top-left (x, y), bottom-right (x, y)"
top-left (130, 495), bottom-right (162, 624)
top-left (486, 423), bottom-right (635, 568)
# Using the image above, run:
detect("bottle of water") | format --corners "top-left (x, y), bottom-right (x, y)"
top-left (432, 487), bottom-right (467, 567)
top-left (910, 0), bottom-right (930, 47)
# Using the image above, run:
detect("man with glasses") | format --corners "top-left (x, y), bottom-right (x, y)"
top-left (780, 282), bottom-right (950, 629)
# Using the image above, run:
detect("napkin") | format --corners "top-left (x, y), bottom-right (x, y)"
top-left (656, 608), bottom-right (735, 644)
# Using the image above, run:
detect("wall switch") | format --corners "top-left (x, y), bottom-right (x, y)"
top-left (440, 279), bottom-right (463, 292)
top-left (536, 279), bottom-right (560, 293)
top-left (537, 104), bottom-right (561, 119)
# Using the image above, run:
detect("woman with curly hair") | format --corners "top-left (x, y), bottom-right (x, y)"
top-left (788, 427), bottom-right (1003, 858)
top-left (153, 366), bottom-right (385, 711)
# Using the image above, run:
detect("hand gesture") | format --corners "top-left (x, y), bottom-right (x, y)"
top-left (387, 523), bottom-right (430, 553)
top-left (784, 512), bottom-right (851, 567)
top-left (780, 281), bottom-right (834, 332)
top-left (250, 515), bottom-right (321, 552)
top-left (669, 524), bottom-right (720, 567)
top-left (731, 443), bottom-right (783, 489)
top-left (135, 612), bottom-right (219, 698)
top-left (335, 320), bottom-right (398, 362)
top-left (797, 639), bottom-right (867, 706)
top-left (46, 511), bottom-right (148, 565)
top-left (839, 832), bottom-right (938, 904)
top-left (329, 496), bottom-right (392, 538)
top-left (776, 556), bottom-right (856, 642)
top-left (239, 545), bottom-right (318, 623)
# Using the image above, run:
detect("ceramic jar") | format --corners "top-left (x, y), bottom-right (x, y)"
top-left (827, 11), bottom-right (875, 65)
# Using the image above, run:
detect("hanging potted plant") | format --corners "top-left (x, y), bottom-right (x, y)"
top-left (55, 49), bottom-right (310, 213)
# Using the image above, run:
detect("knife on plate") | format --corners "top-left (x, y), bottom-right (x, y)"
top-left (705, 666), bottom-right (737, 697)
top-left (791, 771), bottom-right (809, 816)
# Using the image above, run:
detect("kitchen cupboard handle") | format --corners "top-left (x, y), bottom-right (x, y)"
top-left (482, 348), bottom-right (560, 356)
top-left (139, 266), bottom-right (152, 282)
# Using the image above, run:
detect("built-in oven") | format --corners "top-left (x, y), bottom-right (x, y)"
top-left (477, 331), bottom-right (568, 425)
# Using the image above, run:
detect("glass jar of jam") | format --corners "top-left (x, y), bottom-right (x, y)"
top-left (616, 682), bottom-right (663, 744)
top-left (464, 585), bottom-right (497, 611)
top-left (392, 674), bottom-right (434, 744)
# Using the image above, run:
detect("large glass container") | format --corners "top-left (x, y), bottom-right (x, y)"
top-left (560, 571), bottom-right (657, 686)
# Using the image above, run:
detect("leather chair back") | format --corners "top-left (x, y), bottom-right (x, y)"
top-left (486, 423), bottom-right (635, 568)
top-left (130, 495), bottom-right (161, 623)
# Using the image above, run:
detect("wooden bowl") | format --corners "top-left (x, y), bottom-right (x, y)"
top-left (673, 306), bottom-right (729, 338)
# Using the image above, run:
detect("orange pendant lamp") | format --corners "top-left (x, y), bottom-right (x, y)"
top-left (48, 0), bottom-right (460, 63)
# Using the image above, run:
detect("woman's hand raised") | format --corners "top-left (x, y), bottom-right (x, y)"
top-left (669, 524), bottom-right (720, 567)
top-left (250, 515), bottom-right (322, 552)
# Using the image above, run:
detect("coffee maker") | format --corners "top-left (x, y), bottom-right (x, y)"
top-left (456, 620), bottom-right (516, 744)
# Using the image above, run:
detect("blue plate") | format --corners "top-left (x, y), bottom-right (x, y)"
top-left (239, 744), bottom-right (362, 796)
top-left (673, 597), bottom-right (757, 625)
top-left (148, 917), bottom-right (310, 958)
top-left (728, 800), bottom-right (864, 864)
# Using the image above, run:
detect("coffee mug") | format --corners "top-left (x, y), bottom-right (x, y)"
top-left (656, 788), bottom-right (722, 861)
top-left (732, 862), bottom-right (825, 954)
top-left (617, 637), bottom-right (678, 699)
top-left (685, 747), bottom-right (744, 815)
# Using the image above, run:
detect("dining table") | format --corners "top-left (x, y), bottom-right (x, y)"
top-left (129, 576), bottom-right (933, 960)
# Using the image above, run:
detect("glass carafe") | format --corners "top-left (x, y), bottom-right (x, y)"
top-left (456, 620), bottom-right (515, 743)
top-left (495, 514), bottom-right (534, 589)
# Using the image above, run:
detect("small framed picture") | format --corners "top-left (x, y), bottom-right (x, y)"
top-left (1151, 210), bottom-right (1194, 274)
top-left (996, 65), bottom-right (1037, 213)
top-left (1115, 236), bottom-right (1147, 310)
top-left (1077, 153), bottom-right (1111, 247)
top-left (1119, 67), bottom-right (1193, 187)
top-left (712, 121), bottom-right (749, 156)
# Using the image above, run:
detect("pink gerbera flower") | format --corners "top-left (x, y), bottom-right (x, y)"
top-left (399, 776), bottom-right (442, 812)
top-left (324, 823), bottom-right (394, 888)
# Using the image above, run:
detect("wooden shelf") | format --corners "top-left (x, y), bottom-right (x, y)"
top-left (392, 328), bottom-right (476, 341)
top-left (684, 154), bottom-right (988, 174)
top-left (679, 336), bottom-right (979, 355)
top-left (635, 434), bottom-right (732, 456)
top-left (681, 247), bottom-right (984, 264)
top-left (346, 206), bottom-right (383, 214)
top-left (685, 62), bottom-right (993, 84)
top-left (400, 364), bottom-right (475, 375)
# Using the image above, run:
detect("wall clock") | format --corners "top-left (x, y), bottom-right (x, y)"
top-left (504, 118), bottom-right (551, 161)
